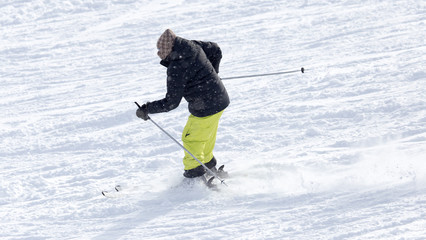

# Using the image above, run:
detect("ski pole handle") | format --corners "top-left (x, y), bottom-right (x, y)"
top-left (135, 101), bottom-right (151, 120)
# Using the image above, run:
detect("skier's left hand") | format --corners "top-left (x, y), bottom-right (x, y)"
top-left (136, 103), bottom-right (149, 121)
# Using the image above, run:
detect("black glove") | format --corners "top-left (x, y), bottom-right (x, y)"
top-left (136, 103), bottom-right (149, 121)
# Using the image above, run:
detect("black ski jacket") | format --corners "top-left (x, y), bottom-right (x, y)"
top-left (147, 37), bottom-right (230, 117)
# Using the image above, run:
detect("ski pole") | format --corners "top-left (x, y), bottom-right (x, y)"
top-left (221, 67), bottom-right (305, 80)
top-left (135, 102), bottom-right (227, 186)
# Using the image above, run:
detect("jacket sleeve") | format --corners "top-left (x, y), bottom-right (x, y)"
top-left (193, 40), bottom-right (222, 73)
top-left (146, 63), bottom-right (185, 114)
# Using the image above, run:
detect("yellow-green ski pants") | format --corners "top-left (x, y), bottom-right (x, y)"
top-left (181, 110), bottom-right (224, 170)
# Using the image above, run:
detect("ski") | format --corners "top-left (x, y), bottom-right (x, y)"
top-left (101, 185), bottom-right (124, 198)
top-left (101, 165), bottom-right (228, 197)
top-left (202, 176), bottom-right (218, 191)
top-left (216, 165), bottom-right (229, 179)
top-left (203, 165), bottom-right (229, 191)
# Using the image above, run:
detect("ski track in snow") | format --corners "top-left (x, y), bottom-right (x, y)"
top-left (1, 0), bottom-right (426, 239)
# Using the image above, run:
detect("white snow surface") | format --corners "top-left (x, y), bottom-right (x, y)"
top-left (1, 0), bottom-right (426, 239)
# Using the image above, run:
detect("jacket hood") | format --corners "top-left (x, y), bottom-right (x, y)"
top-left (160, 37), bottom-right (194, 66)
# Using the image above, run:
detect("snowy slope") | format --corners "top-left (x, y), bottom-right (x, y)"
top-left (1, 0), bottom-right (426, 239)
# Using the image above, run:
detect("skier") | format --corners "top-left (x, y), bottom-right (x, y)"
top-left (136, 29), bottom-right (230, 179)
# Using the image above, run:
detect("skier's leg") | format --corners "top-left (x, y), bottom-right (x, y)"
top-left (181, 111), bottom-right (224, 177)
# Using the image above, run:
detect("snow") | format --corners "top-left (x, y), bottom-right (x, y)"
top-left (1, 0), bottom-right (425, 239)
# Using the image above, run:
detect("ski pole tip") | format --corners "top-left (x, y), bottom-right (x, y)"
top-left (221, 180), bottom-right (228, 187)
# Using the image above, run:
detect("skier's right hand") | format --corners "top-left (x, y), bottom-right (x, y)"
top-left (136, 104), bottom-right (149, 121)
